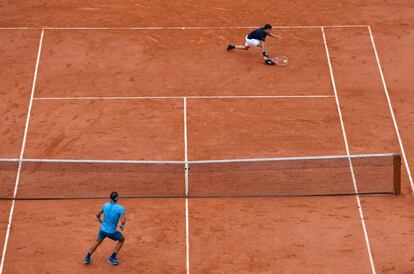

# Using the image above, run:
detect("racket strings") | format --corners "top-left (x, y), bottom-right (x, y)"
top-left (273, 56), bottom-right (289, 67)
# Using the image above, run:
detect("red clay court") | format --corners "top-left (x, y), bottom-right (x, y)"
top-left (1, 1), bottom-right (414, 273)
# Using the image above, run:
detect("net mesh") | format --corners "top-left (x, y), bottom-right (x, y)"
top-left (0, 154), bottom-right (400, 200)
top-left (189, 155), bottom-right (400, 197)
top-left (1, 161), bottom-right (184, 199)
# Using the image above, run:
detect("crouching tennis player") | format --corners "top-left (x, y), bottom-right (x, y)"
top-left (227, 24), bottom-right (282, 65)
top-left (83, 191), bottom-right (126, 266)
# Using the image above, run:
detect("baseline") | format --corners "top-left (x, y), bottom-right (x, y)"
top-left (0, 25), bottom-right (369, 30)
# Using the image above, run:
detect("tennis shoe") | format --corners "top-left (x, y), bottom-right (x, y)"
top-left (227, 44), bottom-right (235, 50)
top-left (107, 257), bottom-right (120, 265)
top-left (265, 59), bottom-right (275, 65)
top-left (83, 256), bottom-right (91, 265)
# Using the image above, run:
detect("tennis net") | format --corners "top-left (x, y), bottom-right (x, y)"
top-left (0, 153), bottom-right (400, 200)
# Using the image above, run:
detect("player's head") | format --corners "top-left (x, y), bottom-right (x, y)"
top-left (264, 24), bottom-right (272, 30)
top-left (110, 191), bottom-right (119, 203)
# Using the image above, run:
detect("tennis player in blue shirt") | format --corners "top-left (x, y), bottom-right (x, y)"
top-left (227, 24), bottom-right (282, 65)
top-left (83, 192), bottom-right (126, 266)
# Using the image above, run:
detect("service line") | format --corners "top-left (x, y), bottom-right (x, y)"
top-left (33, 95), bottom-right (335, 100)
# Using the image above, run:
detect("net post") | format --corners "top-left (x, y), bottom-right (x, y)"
top-left (393, 154), bottom-right (401, 195)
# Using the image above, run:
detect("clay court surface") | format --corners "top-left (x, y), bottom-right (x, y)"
top-left (1, 1), bottom-right (414, 273)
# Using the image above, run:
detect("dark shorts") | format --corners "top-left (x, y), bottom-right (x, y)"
top-left (98, 229), bottom-right (123, 241)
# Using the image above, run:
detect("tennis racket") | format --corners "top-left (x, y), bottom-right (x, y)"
top-left (272, 56), bottom-right (289, 67)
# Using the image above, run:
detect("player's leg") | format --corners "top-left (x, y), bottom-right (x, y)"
top-left (258, 41), bottom-right (269, 59)
top-left (227, 44), bottom-right (249, 50)
top-left (113, 235), bottom-right (125, 254)
top-left (228, 35), bottom-right (259, 51)
top-left (236, 45), bottom-right (250, 50)
top-left (89, 238), bottom-right (104, 253)
top-left (107, 232), bottom-right (125, 265)
top-left (259, 41), bottom-right (275, 65)
top-left (83, 232), bottom-right (105, 264)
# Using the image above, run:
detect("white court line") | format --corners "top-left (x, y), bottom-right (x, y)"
top-left (0, 29), bottom-right (45, 274)
top-left (0, 27), bottom-right (33, 30)
top-left (185, 198), bottom-right (190, 274)
top-left (368, 26), bottom-right (414, 193)
top-left (0, 25), bottom-right (369, 30)
top-left (33, 95), bottom-right (335, 100)
top-left (0, 158), bottom-right (184, 164)
top-left (190, 153), bottom-right (397, 164)
top-left (321, 27), bottom-right (377, 274)
top-left (184, 97), bottom-right (190, 195)
top-left (0, 152), bottom-right (395, 165)
top-left (183, 97), bottom-right (190, 274)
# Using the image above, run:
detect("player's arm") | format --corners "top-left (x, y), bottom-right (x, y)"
top-left (118, 206), bottom-right (126, 231)
top-left (96, 209), bottom-right (103, 224)
top-left (269, 32), bottom-right (282, 39)
top-left (119, 214), bottom-right (126, 231)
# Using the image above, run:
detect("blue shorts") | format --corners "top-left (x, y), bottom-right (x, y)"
top-left (98, 229), bottom-right (123, 241)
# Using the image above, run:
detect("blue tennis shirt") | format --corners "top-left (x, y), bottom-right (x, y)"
top-left (101, 202), bottom-right (125, 233)
top-left (247, 27), bottom-right (268, 41)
